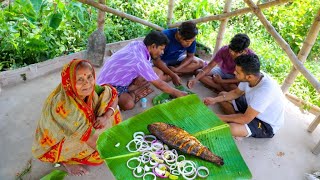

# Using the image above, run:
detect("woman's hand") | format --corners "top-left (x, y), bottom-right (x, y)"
top-left (93, 116), bottom-right (112, 129)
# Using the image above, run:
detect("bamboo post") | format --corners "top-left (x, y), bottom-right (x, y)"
top-left (97, 0), bottom-right (106, 31)
top-left (169, 0), bottom-right (291, 28)
top-left (77, 0), bottom-right (164, 30)
top-left (212, 0), bottom-right (232, 55)
top-left (281, 9), bottom-right (320, 93)
top-left (244, 0), bottom-right (320, 94)
top-left (86, 0), bottom-right (106, 66)
top-left (167, 0), bottom-right (175, 26)
top-left (308, 114), bottom-right (320, 133)
top-left (310, 114), bottom-right (320, 155)
top-left (312, 139), bottom-right (320, 155)
top-left (245, 0), bottom-right (261, 34)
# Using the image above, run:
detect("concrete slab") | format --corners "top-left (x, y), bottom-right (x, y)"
top-left (0, 66), bottom-right (319, 180)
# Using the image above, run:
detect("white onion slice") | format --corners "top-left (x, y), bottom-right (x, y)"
top-left (197, 166), bottom-right (209, 178)
top-left (144, 135), bottom-right (157, 142)
top-left (144, 165), bottom-right (151, 172)
top-left (143, 172), bottom-right (156, 180)
top-left (127, 157), bottom-right (141, 170)
top-left (133, 166), bottom-right (145, 178)
top-left (126, 139), bottom-right (141, 152)
top-left (133, 131), bottom-right (145, 138)
top-left (126, 132), bottom-right (210, 180)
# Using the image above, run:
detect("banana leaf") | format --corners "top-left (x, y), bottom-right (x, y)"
top-left (97, 94), bottom-right (252, 179)
top-left (152, 85), bottom-right (194, 105)
top-left (40, 170), bottom-right (67, 180)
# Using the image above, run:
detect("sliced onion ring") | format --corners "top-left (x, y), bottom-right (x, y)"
top-left (133, 166), bottom-right (145, 178)
top-left (197, 166), bottom-right (209, 178)
top-left (143, 172), bottom-right (156, 180)
top-left (127, 157), bottom-right (141, 170)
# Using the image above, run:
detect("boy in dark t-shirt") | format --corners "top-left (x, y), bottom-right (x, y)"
top-left (153, 21), bottom-right (206, 86)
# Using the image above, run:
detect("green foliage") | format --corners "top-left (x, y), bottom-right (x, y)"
top-left (49, 12), bottom-right (63, 29)
top-left (0, 0), bottom-right (95, 70)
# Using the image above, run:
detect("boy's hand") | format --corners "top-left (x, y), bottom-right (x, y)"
top-left (187, 79), bottom-right (197, 89)
top-left (171, 74), bottom-right (182, 86)
top-left (203, 97), bottom-right (216, 106)
top-left (212, 74), bottom-right (223, 83)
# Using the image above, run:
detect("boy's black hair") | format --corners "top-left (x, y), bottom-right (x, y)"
top-left (178, 21), bottom-right (198, 40)
top-left (229, 33), bottom-right (250, 52)
top-left (144, 31), bottom-right (169, 47)
top-left (235, 54), bottom-right (260, 75)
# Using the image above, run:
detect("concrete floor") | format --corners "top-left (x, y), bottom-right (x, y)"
top-left (0, 66), bottom-right (319, 180)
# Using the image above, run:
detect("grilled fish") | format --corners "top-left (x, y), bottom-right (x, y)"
top-left (147, 122), bottom-right (224, 166)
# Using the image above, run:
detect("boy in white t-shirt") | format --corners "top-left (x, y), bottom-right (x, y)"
top-left (204, 54), bottom-right (285, 138)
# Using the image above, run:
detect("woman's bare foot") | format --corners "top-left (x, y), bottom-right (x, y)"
top-left (62, 163), bottom-right (89, 176)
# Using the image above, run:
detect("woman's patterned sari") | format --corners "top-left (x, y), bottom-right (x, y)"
top-left (32, 59), bottom-right (122, 165)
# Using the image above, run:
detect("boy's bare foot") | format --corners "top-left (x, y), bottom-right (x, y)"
top-left (62, 163), bottom-right (89, 176)
top-left (234, 136), bottom-right (244, 141)
top-left (134, 87), bottom-right (154, 103)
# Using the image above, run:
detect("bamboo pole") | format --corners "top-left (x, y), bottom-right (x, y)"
top-left (244, 0), bottom-right (320, 93)
top-left (281, 9), bottom-right (320, 93)
top-left (169, 0), bottom-right (291, 28)
top-left (212, 0), bottom-right (232, 55)
top-left (97, 0), bottom-right (105, 31)
top-left (245, 0), bottom-right (261, 34)
top-left (312, 137), bottom-right (320, 155)
top-left (167, 0), bottom-right (175, 26)
top-left (77, 0), bottom-right (164, 31)
top-left (308, 114), bottom-right (320, 133)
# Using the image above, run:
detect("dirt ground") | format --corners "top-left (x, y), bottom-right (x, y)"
top-left (0, 67), bottom-right (319, 180)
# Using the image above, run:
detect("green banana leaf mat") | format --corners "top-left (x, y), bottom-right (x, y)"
top-left (97, 94), bottom-right (252, 180)
top-left (152, 85), bottom-right (194, 105)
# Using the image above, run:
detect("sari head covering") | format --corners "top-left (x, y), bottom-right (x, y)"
top-left (32, 59), bottom-right (121, 165)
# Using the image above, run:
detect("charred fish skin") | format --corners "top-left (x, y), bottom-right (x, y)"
top-left (147, 122), bottom-right (224, 166)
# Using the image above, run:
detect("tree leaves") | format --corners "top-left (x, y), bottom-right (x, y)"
top-left (30, 0), bottom-right (42, 14)
top-left (49, 12), bottom-right (63, 29)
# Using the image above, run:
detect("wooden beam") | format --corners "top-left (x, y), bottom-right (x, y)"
top-left (281, 9), bottom-right (320, 93)
top-left (77, 0), bottom-right (164, 31)
top-left (167, 0), bottom-right (175, 26)
top-left (169, 0), bottom-right (291, 28)
top-left (244, 0), bottom-right (320, 93)
top-left (213, 0), bottom-right (232, 55)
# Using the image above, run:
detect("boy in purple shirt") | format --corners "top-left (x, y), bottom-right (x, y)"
top-left (187, 33), bottom-right (254, 92)
top-left (153, 21), bottom-right (206, 86)
top-left (97, 31), bottom-right (187, 110)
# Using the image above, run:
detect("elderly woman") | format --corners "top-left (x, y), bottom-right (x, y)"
top-left (32, 59), bottom-right (122, 176)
